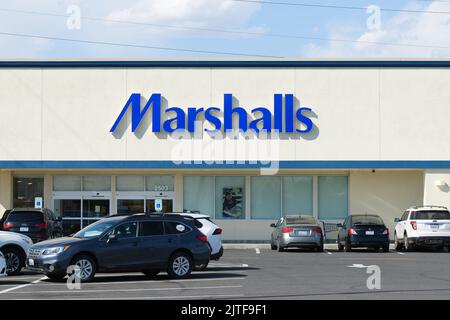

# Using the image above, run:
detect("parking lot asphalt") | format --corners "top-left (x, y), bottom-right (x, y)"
top-left (1, 247), bottom-right (449, 300)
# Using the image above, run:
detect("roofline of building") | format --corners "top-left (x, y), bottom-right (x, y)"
top-left (0, 58), bottom-right (450, 68)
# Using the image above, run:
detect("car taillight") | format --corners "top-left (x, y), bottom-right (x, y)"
top-left (3, 222), bottom-right (13, 230)
top-left (410, 221), bottom-right (417, 230)
top-left (212, 228), bottom-right (223, 235)
top-left (281, 227), bottom-right (294, 233)
top-left (383, 228), bottom-right (390, 236)
top-left (197, 234), bottom-right (208, 243)
top-left (35, 223), bottom-right (47, 229)
top-left (348, 228), bottom-right (357, 235)
top-left (311, 227), bottom-right (322, 234)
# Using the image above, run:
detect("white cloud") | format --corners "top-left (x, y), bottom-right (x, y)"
top-left (302, 1), bottom-right (450, 58)
top-left (107, 0), bottom-right (262, 30)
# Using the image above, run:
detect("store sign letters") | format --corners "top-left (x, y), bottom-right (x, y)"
top-left (110, 93), bottom-right (314, 134)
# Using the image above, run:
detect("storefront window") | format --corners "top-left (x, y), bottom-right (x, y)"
top-left (146, 199), bottom-right (173, 213)
top-left (83, 199), bottom-right (110, 218)
top-left (282, 176), bottom-right (313, 216)
top-left (251, 176), bottom-right (281, 219)
top-left (183, 176), bottom-right (214, 216)
top-left (146, 175), bottom-right (174, 192)
top-left (13, 177), bottom-right (44, 208)
top-left (116, 176), bottom-right (144, 191)
top-left (117, 199), bottom-right (144, 214)
top-left (215, 176), bottom-right (245, 219)
top-left (82, 176), bottom-right (111, 191)
top-left (318, 176), bottom-right (348, 220)
top-left (53, 175), bottom-right (82, 191)
top-left (54, 199), bottom-right (81, 235)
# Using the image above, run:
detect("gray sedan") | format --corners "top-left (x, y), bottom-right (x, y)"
top-left (270, 215), bottom-right (324, 252)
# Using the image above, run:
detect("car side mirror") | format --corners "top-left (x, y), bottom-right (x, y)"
top-left (106, 234), bottom-right (117, 243)
top-left (270, 223), bottom-right (276, 228)
top-left (394, 218), bottom-right (400, 222)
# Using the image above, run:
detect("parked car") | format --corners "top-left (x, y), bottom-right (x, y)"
top-left (0, 252), bottom-right (6, 277)
top-left (2, 208), bottom-right (63, 243)
top-left (169, 212), bottom-right (223, 270)
top-left (0, 210), bottom-right (11, 231)
top-left (337, 214), bottom-right (390, 252)
top-left (270, 215), bottom-right (324, 252)
top-left (394, 206), bottom-right (450, 251)
top-left (0, 231), bottom-right (33, 275)
top-left (26, 213), bottom-right (210, 282)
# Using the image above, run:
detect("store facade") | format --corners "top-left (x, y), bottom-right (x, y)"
top-left (0, 60), bottom-right (449, 241)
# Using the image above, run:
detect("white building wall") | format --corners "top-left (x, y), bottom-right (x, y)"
top-left (423, 170), bottom-right (450, 209)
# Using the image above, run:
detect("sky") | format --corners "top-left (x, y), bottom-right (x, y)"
top-left (0, 0), bottom-right (449, 58)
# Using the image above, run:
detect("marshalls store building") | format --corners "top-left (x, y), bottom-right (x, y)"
top-left (1, 59), bottom-right (450, 241)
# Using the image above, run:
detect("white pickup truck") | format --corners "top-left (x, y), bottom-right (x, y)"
top-left (394, 206), bottom-right (450, 251)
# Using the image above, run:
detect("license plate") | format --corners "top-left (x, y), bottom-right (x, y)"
top-left (28, 259), bottom-right (34, 266)
top-left (430, 224), bottom-right (439, 230)
top-left (365, 231), bottom-right (375, 235)
top-left (20, 227), bottom-right (29, 232)
top-left (296, 231), bottom-right (309, 236)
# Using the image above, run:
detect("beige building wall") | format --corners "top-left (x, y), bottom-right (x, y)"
top-left (0, 171), bottom-right (12, 216)
top-left (423, 170), bottom-right (450, 209)
top-left (349, 171), bottom-right (424, 240)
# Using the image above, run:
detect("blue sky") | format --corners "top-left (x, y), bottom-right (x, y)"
top-left (0, 0), bottom-right (449, 58)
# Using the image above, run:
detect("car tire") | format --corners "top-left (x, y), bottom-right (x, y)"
top-left (142, 270), bottom-right (160, 277)
top-left (2, 247), bottom-right (24, 275)
top-left (194, 262), bottom-right (209, 271)
top-left (46, 273), bottom-right (66, 281)
top-left (167, 252), bottom-right (193, 279)
top-left (70, 254), bottom-right (97, 283)
top-left (337, 238), bottom-right (344, 251)
top-left (404, 234), bottom-right (414, 252)
top-left (270, 241), bottom-right (277, 250)
top-left (317, 245), bottom-right (324, 252)
top-left (277, 241), bottom-right (285, 252)
top-left (382, 245), bottom-right (389, 253)
top-left (394, 234), bottom-right (402, 251)
top-left (344, 241), bottom-right (352, 252)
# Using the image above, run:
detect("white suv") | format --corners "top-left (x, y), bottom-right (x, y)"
top-left (394, 206), bottom-right (450, 251)
top-left (0, 231), bottom-right (33, 275)
top-left (0, 252), bottom-right (6, 277)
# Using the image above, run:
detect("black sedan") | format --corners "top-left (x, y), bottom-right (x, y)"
top-left (337, 214), bottom-right (390, 252)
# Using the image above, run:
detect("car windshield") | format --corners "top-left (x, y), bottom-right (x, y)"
top-left (286, 216), bottom-right (317, 225)
top-left (411, 211), bottom-right (450, 220)
top-left (73, 219), bottom-right (118, 238)
top-left (7, 211), bottom-right (43, 223)
top-left (352, 216), bottom-right (384, 225)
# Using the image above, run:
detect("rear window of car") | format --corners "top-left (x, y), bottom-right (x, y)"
top-left (6, 211), bottom-right (43, 223)
top-left (286, 216), bottom-right (317, 225)
top-left (164, 222), bottom-right (190, 234)
top-left (351, 215), bottom-right (384, 225)
top-left (411, 211), bottom-right (450, 220)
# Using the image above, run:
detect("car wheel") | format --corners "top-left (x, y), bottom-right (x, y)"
top-left (194, 262), bottom-right (209, 271)
top-left (404, 234), bottom-right (414, 252)
top-left (344, 241), bottom-right (352, 252)
top-left (167, 252), bottom-right (193, 279)
top-left (71, 255), bottom-right (97, 283)
top-left (2, 247), bottom-right (24, 275)
top-left (277, 241), bottom-right (285, 252)
top-left (394, 234), bottom-right (402, 251)
top-left (337, 238), bottom-right (344, 251)
top-left (382, 245), bottom-right (389, 253)
top-left (142, 270), bottom-right (160, 277)
top-left (270, 241), bottom-right (277, 250)
top-left (46, 273), bottom-right (66, 281)
top-left (317, 245), bottom-right (324, 252)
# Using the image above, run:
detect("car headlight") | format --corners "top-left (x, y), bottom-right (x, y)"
top-left (42, 246), bottom-right (70, 256)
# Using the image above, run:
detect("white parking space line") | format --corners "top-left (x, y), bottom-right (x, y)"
top-left (13, 294), bottom-right (245, 300)
top-left (324, 250), bottom-right (333, 255)
top-left (397, 251), bottom-right (406, 255)
top-left (12, 285), bottom-right (243, 295)
top-left (255, 248), bottom-right (260, 254)
top-left (0, 276), bottom-right (46, 295)
top-left (27, 276), bottom-right (247, 286)
top-left (208, 263), bottom-right (249, 268)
